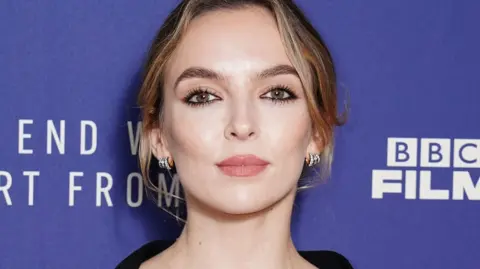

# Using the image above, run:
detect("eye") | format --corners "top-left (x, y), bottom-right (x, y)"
top-left (183, 88), bottom-right (221, 107)
top-left (264, 89), bottom-right (291, 99)
top-left (189, 92), bottom-right (216, 103)
top-left (261, 85), bottom-right (298, 104)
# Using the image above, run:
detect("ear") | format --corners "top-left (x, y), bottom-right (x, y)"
top-left (306, 129), bottom-right (323, 156)
top-left (148, 128), bottom-right (171, 160)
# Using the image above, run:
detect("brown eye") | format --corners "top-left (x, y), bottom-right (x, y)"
top-left (269, 89), bottom-right (291, 99)
top-left (190, 92), bottom-right (214, 103)
top-left (261, 86), bottom-right (297, 104)
top-left (183, 88), bottom-right (221, 107)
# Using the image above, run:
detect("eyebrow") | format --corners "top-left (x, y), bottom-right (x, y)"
top-left (173, 64), bottom-right (299, 89)
top-left (257, 64), bottom-right (299, 79)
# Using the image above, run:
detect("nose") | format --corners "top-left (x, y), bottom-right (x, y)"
top-left (224, 102), bottom-right (258, 141)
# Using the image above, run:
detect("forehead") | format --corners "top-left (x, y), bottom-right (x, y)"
top-left (165, 6), bottom-right (292, 82)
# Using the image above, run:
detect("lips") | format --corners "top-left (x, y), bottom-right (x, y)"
top-left (216, 154), bottom-right (269, 177)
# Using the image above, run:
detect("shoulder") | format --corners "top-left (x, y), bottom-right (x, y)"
top-left (300, 250), bottom-right (354, 269)
top-left (115, 240), bottom-right (173, 269)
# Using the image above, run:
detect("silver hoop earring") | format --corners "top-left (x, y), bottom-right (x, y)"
top-left (306, 153), bottom-right (321, 167)
top-left (158, 157), bottom-right (173, 170)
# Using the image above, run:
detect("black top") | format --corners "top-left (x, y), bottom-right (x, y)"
top-left (116, 240), bottom-right (354, 269)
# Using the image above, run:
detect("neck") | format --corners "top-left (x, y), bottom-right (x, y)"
top-left (170, 188), bottom-right (300, 269)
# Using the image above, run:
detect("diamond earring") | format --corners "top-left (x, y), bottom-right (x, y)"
top-left (306, 153), bottom-right (321, 167)
top-left (158, 157), bottom-right (174, 170)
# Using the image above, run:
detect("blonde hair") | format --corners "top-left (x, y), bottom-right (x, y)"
top-left (137, 0), bottom-right (347, 202)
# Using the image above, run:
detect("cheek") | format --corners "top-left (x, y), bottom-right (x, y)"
top-left (165, 103), bottom-right (223, 162)
top-left (260, 105), bottom-right (311, 156)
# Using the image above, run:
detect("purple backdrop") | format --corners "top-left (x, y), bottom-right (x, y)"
top-left (1, 0), bottom-right (479, 268)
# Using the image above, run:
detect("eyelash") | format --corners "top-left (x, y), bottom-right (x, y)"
top-left (182, 85), bottom-right (298, 107)
top-left (261, 84), bottom-right (298, 104)
top-left (182, 87), bottom-right (220, 107)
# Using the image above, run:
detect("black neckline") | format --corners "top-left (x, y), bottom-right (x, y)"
top-left (115, 240), bottom-right (354, 269)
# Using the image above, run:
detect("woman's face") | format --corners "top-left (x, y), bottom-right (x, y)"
top-left (153, 7), bottom-right (318, 215)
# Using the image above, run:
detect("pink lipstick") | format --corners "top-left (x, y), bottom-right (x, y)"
top-left (216, 154), bottom-right (269, 177)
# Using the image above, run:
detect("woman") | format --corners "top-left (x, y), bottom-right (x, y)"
top-left (117, 0), bottom-right (351, 268)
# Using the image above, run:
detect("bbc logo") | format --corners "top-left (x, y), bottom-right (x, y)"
top-left (387, 138), bottom-right (480, 168)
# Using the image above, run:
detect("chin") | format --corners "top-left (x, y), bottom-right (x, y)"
top-left (215, 196), bottom-right (275, 216)
top-left (189, 183), bottom-right (295, 216)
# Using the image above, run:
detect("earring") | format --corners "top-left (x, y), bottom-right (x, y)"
top-left (158, 156), bottom-right (174, 170)
top-left (306, 153), bottom-right (321, 167)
